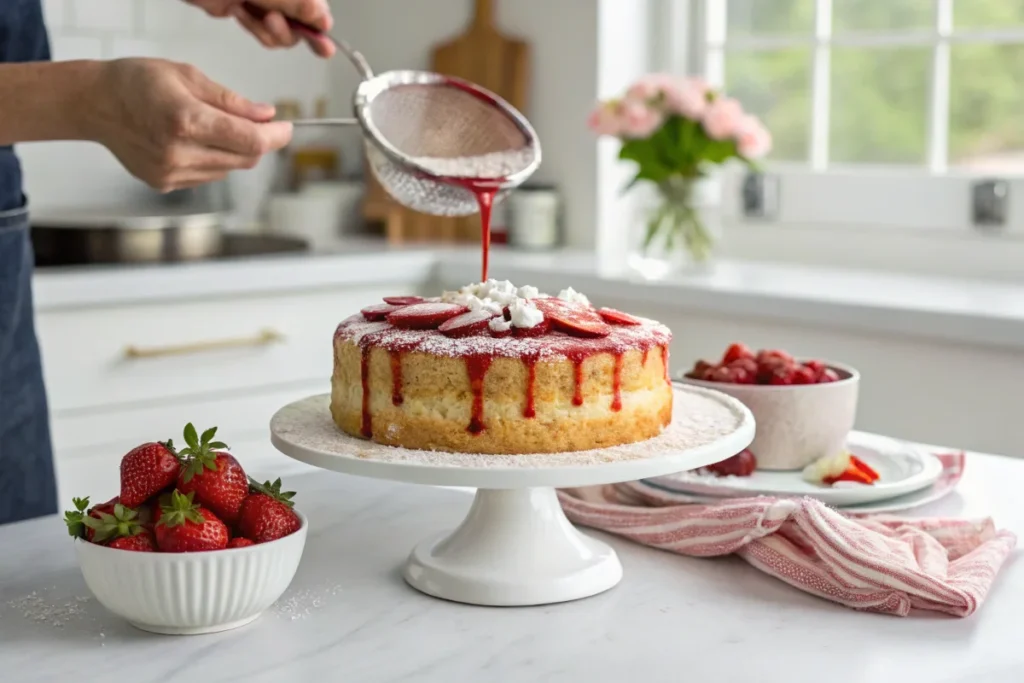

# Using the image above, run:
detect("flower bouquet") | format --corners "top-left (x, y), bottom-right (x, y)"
top-left (588, 74), bottom-right (771, 267)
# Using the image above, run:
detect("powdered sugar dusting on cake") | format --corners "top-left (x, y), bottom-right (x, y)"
top-left (339, 280), bottom-right (672, 359)
top-left (335, 313), bottom-right (671, 361)
top-left (272, 388), bottom-right (747, 468)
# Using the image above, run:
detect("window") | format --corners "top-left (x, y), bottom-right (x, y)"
top-left (672, 0), bottom-right (1024, 233)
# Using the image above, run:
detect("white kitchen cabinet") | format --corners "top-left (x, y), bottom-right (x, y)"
top-left (37, 287), bottom-right (396, 413)
top-left (37, 282), bottom-right (403, 498)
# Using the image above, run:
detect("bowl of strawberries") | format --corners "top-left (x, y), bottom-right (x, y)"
top-left (679, 343), bottom-right (859, 471)
top-left (64, 423), bottom-right (307, 635)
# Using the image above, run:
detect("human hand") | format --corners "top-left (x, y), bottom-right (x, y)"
top-left (88, 59), bottom-right (293, 192)
top-left (185, 0), bottom-right (336, 57)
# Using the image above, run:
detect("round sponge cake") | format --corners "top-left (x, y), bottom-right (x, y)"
top-left (331, 296), bottom-right (673, 454)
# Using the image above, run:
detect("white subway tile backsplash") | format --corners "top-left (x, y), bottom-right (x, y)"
top-left (69, 0), bottom-right (135, 33)
top-left (42, 0), bottom-right (67, 30)
top-left (50, 34), bottom-right (104, 61)
top-left (107, 38), bottom-right (166, 59)
top-left (138, 0), bottom-right (199, 36)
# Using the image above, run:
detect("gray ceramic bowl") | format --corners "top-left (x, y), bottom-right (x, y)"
top-left (678, 361), bottom-right (860, 471)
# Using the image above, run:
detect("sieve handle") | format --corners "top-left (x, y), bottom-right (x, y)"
top-left (292, 118), bottom-right (359, 127)
top-left (240, 1), bottom-right (374, 79)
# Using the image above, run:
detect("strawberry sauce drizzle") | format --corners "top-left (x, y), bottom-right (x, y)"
top-left (389, 351), bottom-right (404, 406)
top-left (360, 347), bottom-right (372, 437)
top-left (571, 356), bottom-right (585, 407)
top-left (523, 356), bottom-right (538, 418)
top-left (465, 355), bottom-right (492, 433)
top-left (641, 347), bottom-right (650, 368)
top-left (611, 352), bottom-right (624, 412)
top-left (338, 313), bottom-right (672, 438)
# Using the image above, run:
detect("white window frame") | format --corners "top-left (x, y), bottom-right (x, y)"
top-left (659, 0), bottom-right (1024, 238)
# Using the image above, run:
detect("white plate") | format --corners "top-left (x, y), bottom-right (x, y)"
top-left (637, 473), bottom-right (957, 514)
top-left (644, 432), bottom-right (944, 507)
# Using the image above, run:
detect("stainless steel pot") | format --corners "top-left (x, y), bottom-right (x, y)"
top-left (31, 208), bottom-right (225, 264)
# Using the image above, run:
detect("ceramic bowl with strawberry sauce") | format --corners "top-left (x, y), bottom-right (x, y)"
top-left (66, 424), bottom-right (308, 635)
top-left (679, 344), bottom-right (860, 471)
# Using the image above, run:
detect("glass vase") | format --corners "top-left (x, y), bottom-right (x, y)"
top-left (627, 175), bottom-right (720, 280)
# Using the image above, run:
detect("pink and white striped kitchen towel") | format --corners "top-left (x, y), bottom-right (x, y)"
top-left (558, 453), bottom-right (1017, 617)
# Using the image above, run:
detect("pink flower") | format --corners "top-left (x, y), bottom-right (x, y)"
top-left (625, 73), bottom-right (677, 103)
top-left (664, 81), bottom-right (707, 120)
top-left (702, 97), bottom-right (744, 141)
top-left (619, 100), bottom-right (664, 139)
top-left (736, 114), bottom-right (772, 159)
top-left (587, 102), bottom-right (622, 137)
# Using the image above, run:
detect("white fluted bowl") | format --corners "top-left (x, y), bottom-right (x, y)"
top-left (75, 512), bottom-right (307, 635)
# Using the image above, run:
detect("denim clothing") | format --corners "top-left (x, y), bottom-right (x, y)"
top-left (0, 1), bottom-right (57, 523)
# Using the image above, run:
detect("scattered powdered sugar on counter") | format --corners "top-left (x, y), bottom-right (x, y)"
top-left (4, 591), bottom-right (94, 628)
top-left (271, 387), bottom-right (749, 470)
top-left (410, 146), bottom-right (537, 179)
top-left (271, 584), bottom-right (344, 621)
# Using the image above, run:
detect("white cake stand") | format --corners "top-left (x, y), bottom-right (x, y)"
top-left (269, 385), bottom-right (753, 607)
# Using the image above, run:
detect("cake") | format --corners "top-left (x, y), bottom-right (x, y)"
top-left (331, 280), bottom-right (673, 454)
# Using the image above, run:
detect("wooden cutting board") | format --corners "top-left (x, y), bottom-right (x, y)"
top-left (431, 0), bottom-right (530, 243)
top-left (364, 0), bottom-right (530, 244)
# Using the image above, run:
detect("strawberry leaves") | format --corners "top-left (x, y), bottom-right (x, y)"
top-left (63, 496), bottom-right (90, 539)
top-left (248, 477), bottom-right (297, 508)
top-left (82, 503), bottom-right (144, 544)
top-left (177, 423), bottom-right (229, 484)
top-left (157, 490), bottom-right (206, 528)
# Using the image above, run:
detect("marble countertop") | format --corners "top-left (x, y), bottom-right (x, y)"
top-left (1, 446), bottom-right (1021, 683)
top-left (31, 239), bottom-right (1024, 351)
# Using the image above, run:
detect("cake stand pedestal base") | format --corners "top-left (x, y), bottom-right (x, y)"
top-left (269, 389), bottom-right (754, 608)
top-left (404, 487), bottom-right (621, 606)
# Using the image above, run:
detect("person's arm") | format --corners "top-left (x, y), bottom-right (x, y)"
top-left (0, 58), bottom-right (292, 192)
top-left (0, 60), bottom-right (104, 145)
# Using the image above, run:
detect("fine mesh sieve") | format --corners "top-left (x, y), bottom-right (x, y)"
top-left (241, 3), bottom-right (541, 217)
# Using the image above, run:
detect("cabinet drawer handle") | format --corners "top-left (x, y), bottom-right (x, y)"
top-left (123, 328), bottom-right (285, 359)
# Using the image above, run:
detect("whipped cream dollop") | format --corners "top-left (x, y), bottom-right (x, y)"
top-left (557, 287), bottom-right (590, 307)
top-left (441, 279), bottom-right (575, 329)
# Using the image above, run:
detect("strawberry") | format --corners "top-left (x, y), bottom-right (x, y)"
top-left (387, 303), bottom-right (468, 330)
top-left (804, 359), bottom-right (826, 375)
top-left (382, 295), bottom-right (424, 306)
top-left (597, 308), bottom-right (642, 326)
top-left (438, 310), bottom-right (495, 338)
top-left (706, 366), bottom-right (736, 383)
top-left (512, 319), bottom-right (551, 337)
top-left (108, 531), bottom-right (157, 552)
top-left (155, 490), bottom-right (229, 552)
top-left (722, 342), bottom-right (754, 365)
top-left (120, 440), bottom-right (181, 508)
top-left (175, 423), bottom-right (248, 524)
top-left (704, 449), bottom-right (757, 477)
top-left (756, 348), bottom-right (794, 366)
top-left (361, 303), bottom-right (402, 321)
top-left (687, 360), bottom-right (715, 380)
top-left (81, 501), bottom-right (148, 545)
top-left (818, 368), bottom-right (841, 383)
top-left (533, 298), bottom-right (610, 338)
top-left (237, 478), bottom-right (301, 544)
top-left (791, 365), bottom-right (818, 385)
top-left (227, 537), bottom-right (255, 548)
